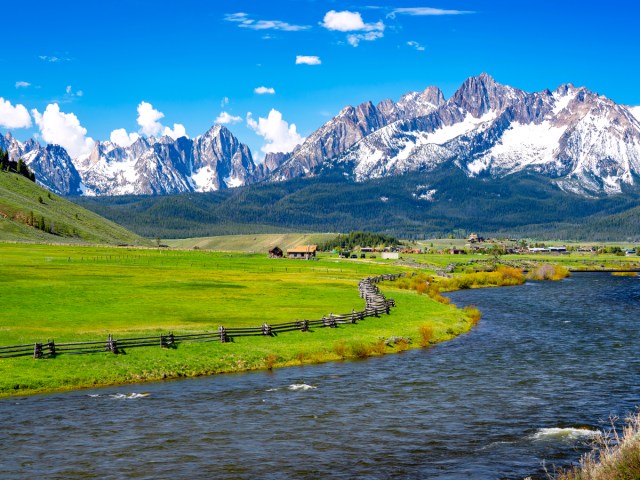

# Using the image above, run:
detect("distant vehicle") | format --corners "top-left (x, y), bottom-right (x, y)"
top-left (350, 254), bottom-right (357, 259)
top-left (360, 254), bottom-right (366, 258)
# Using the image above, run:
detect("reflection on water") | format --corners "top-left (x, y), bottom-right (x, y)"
top-left (1, 273), bottom-right (639, 479)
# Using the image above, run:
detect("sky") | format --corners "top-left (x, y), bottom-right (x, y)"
top-left (1, 0), bottom-right (639, 160)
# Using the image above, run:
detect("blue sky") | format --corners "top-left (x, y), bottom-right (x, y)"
top-left (1, 0), bottom-right (639, 159)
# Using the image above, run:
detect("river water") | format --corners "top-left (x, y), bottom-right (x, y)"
top-left (2, 273), bottom-right (639, 479)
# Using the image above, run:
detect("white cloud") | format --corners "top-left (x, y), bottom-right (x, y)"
top-left (15, 81), bottom-right (31, 89)
top-left (246, 109), bottom-right (304, 154)
top-left (221, 96), bottom-right (229, 108)
top-left (224, 12), bottom-right (310, 31)
top-left (254, 86), bottom-right (276, 95)
top-left (110, 128), bottom-right (140, 148)
top-left (0, 98), bottom-right (32, 129)
top-left (162, 123), bottom-right (187, 140)
top-left (31, 104), bottom-right (94, 158)
top-left (110, 102), bottom-right (187, 147)
top-left (136, 101), bottom-right (165, 137)
top-left (66, 85), bottom-right (72, 94)
top-left (321, 10), bottom-right (383, 32)
top-left (407, 40), bottom-right (426, 51)
top-left (38, 55), bottom-right (70, 63)
top-left (389, 7), bottom-right (473, 17)
top-left (348, 31), bottom-right (384, 47)
top-left (321, 10), bottom-right (385, 46)
top-left (296, 55), bottom-right (321, 65)
top-left (215, 111), bottom-right (243, 124)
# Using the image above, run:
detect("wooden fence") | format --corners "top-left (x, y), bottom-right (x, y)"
top-left (0, 273), bottom-right (404, 359)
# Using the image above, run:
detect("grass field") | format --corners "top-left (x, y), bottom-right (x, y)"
top-left (165, 233), bottom-right (336, 252)
top-left (0, 243), bottom-right (472, 397)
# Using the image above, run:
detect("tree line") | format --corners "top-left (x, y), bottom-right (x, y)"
top-left (0, 148), bottom-right (35, 182)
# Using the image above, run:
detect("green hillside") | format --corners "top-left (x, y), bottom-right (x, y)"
top-left (0, 171), bottom-right (148, 245)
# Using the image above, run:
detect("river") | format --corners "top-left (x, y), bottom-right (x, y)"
top-left (2, 272), bottom-right (639, 479)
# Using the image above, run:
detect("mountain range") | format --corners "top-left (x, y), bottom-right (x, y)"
top-left (2, 73), bottom-right (640, 198)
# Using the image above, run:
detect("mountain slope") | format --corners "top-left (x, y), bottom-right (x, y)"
top-left (74, 170), bottom-right (640, 241)
top-left (0, 171), bottom-right (148, 245)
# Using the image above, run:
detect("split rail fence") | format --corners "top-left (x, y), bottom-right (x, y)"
top-left (0, 273), bottom-right (404, 359)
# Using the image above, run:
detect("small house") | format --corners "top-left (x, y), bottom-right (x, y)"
top-left (381, 252), bottom-right (399, 260)
top-left (268, 246), bottom-right (283, 258)
top-left (449, 248), bottom-right (466, 255)
top-left (287, 245), bottom-right (317, 260)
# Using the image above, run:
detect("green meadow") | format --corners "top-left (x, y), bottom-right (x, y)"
top-left (0, 243), bottom-right (471, 397)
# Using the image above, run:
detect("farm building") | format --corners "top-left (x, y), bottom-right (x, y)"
top-left (287, 245), bottom-right (317, 259)
top-left (268, 246), bottom-right (283, 258)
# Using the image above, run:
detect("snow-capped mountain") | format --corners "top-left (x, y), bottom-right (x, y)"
top-left (2, 125), bottom-right (265, 196)
top-left (290, 74), bottom-right (640, 195)
top-left (3, 74), bottom-right (640, 197)
top-left (272, 86), bottom-right (446, 179)
top-left (0, 132), bottom-right (83, 195)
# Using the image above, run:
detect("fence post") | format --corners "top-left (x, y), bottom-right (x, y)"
top-left (218, 326), bottom-right (227, 343)
top-left (302, 320), bottom-right (309, 332)
top-left (262, 323), bottom-right (272, 336)
top-left (47, 340), bottom-right (56, 356)
top-left (33, 343), bottom-right (43, 359)
top-left (106, 334), bottom-right (118, 354)
top-left (168, 332), bottom-right (175, 347)
top-left (351, 309), bottom-right (357, 324)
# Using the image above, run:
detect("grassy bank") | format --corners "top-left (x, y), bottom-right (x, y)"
top-left (0, 243), bottom-right (476, 397)
top-left (558, 412), bottom-right (640, 480)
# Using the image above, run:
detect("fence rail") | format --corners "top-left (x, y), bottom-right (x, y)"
top-left (0, 273), bottom-right (404, 359)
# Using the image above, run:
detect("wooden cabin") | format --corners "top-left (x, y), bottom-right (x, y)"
top-left (268, 246), bottom-right (283, 258)
top-left (287, 245), bottom-right (317, 259)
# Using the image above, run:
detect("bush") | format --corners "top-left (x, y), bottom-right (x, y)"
top-left (463, 305), bottom-right (482, 326)
top-left (333, 341), bottom-right (347, 359)
top-left (528, 264), bottom-right (571, 281)
top-left (350, 342), bottom-right (372, 359)
top-left (418, 324), bottom-right (434, 347)
top-left (264, 354), bottom-right (278, 370)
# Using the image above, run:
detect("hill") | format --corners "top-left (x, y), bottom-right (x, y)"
top-left (0, 171), bottom-right (148, 245)
top-left (73, 170), bottom-right (640, 241)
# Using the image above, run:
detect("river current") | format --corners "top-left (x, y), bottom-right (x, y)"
top-left (2, 272), bottom-right (639, 479)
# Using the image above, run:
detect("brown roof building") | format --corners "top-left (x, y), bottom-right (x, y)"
top-left (287, 245), bottom-right (317, 259)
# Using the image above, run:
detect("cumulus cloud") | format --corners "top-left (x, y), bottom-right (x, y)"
top-left (321, 10), bottom-right (385, 46)
top-left (224, 12), bottom-right (310, 31)
top-left (31, 104), bottom-right (94, 158)
top-left (110, 101), bottom-right (187, 147)
top-left (254, 86), bottom-right (276, 95)
top-left (15, 81), bottom-right (31, 89)
top-left (296, 55), bottom-right (321, 65)
top-left (215, 112), bottom-right (242, 124)
top-left (407, 40), bottom-right (426, 51)
top-left (246, 109), bottom-right (304, 154)
top-left (136, 101), bottom-right (165, 136)
top-left (110, 128), bottom-right (140, 148)
top-left (0, 98), bottom-right (32, 129)
top-left (389, 7), bottom-right (473, 17)
top-left (134, 101), bottom-right (187, 139)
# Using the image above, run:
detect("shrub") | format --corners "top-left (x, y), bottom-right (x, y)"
top-left (418, 324), bottom-right (434, 347)
top-left (463, 305), bottom-right (482, 326)
top-left (528, 264), bottom-right (571, 281)
top-left (371, 338), bottom-right (387, 355)
top-left (350, 342), bottom-right (372, 359)
top-left (333, 341), bottom-right (347, 359)
top-left (264, 354), bottom-right (278, 370)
